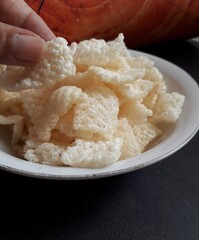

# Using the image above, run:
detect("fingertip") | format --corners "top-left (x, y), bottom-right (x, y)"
top-left (45, 30), bottom-right (56, 41)
top-left (12, 34), bottom-right (46, 63)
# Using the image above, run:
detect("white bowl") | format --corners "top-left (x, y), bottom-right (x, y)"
top-left (0, 50), bottom-right (199, 180)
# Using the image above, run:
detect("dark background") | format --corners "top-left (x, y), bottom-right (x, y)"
top-left (0, 39), bottom-right (199, 240)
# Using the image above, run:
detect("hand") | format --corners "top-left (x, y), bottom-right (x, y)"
top-left (0, 0), bottom-right (55, 66)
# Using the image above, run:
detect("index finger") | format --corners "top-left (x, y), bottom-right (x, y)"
top-left (0, 0), bottom-right (55, 41)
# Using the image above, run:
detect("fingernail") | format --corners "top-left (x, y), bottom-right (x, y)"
top-left (12, 34), bottom-right (46, 63)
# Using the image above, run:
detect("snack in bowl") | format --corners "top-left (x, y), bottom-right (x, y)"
top-left (0, 34), bottom-right (185, 168)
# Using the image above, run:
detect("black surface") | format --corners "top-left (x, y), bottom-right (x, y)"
top-left (0, 40), bottom-right (199, 240)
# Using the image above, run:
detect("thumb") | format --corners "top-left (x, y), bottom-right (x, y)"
top-left (0, 22), bottom-right (46, 66)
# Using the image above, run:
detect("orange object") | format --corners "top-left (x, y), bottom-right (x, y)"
top-left (25, 0), bottom-right (199, 47)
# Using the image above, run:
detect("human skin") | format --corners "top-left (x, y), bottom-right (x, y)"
top-left (0, 0), bottom-right (55, 66)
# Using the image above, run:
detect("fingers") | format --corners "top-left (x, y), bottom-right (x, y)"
top-left (0, 0), bottom-right (55, 41)
top-left (0, 22), bottom-right (46, 66)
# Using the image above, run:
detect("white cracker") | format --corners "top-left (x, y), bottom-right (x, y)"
top-left (21, 88), bottom-right (51, 126)
top-left (73, 85), bottom-right (119, 140)
top-left (143, 80), bottom-right (167, 110)
top-left (73, 33), bottom-right (129, 67)
top-left (126, 56), bottom-right (154, 69)
top-left (120, 100), bottom-right (153, 125)
top-left (24, 142), bottom-right (66, 166)
top-left (133, 123), bottom-right (162, 151)
top-left (144, 67), bottom-right (163, 82)
top-left (109, 79), bottom-right (153, 100)
top-left (56, 107), bottom-right (94, 140)
top-left (88, 66), bottom-right (145, 84)
top-left (151, 92), bottom-right (185, 123)
top-left (33, 86), bottom-right (87, 141)
top-left (61, 138), bottom-right (123, 168)
top-left (105, 57), bottom-right (131, 71)
top-left (0, 89), bottom-right (21, 113)
top-left (115, 118), bottom-right (141, 160)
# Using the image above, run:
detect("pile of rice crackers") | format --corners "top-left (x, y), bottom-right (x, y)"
top-left (0, 34), bottom-right (185, 168)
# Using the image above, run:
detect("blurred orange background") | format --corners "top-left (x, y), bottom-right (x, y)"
top-left (25, 0), bottom-right (199, 47)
